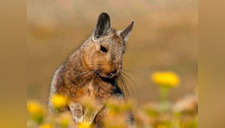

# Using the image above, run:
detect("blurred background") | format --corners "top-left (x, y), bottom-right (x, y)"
top-left (27, 0), bottom-right (198, 104)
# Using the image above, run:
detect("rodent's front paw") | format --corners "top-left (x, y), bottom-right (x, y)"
top-left (72, 114), bottom-right (84, 123)
top-left (69, 102), bottom-right (84, 123)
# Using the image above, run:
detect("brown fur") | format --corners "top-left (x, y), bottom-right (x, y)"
top-left (49, 12), bottom-right (134, 126)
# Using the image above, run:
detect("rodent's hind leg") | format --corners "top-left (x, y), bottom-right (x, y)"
top-left (69, 102), bottom-right (84, 123)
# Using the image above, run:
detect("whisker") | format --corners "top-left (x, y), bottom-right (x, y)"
top-left (116, 77), bottom-right (125, 96)
top-left (121, 71), bottom-right (142, 100)
top-left (123, 69), bottom-right (145, 80)
top-left (117, 76), bottom-right (130, 98)
top-left (120, 75), bottom-right (133, 97)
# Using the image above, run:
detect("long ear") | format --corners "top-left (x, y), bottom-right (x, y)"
top-left (94, 12), bottom-right (111, 39)
top-left (120, 21), bottom-right (134, 41)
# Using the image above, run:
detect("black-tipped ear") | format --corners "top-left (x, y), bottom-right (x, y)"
top-left (94, 12), bottom-right (111, 39)
top-left (120, 21), bottom-right (134, 41)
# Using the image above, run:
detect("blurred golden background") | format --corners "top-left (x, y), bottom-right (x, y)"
top-left (27, 0), bottom-right (198, 104)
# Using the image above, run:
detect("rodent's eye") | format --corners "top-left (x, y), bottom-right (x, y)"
top-left (100, 45), bottom-right (108, 53)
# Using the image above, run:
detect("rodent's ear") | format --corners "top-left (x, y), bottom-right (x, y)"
top-left (119, 21), bottom-right (134, 42)
top-left (94, 12), bottom-right (111, 39)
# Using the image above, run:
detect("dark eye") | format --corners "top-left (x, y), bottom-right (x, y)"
top-left (100, 45), bottom-right (108, 53)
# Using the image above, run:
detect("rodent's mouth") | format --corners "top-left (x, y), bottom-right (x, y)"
top-left (96, 71), bottom-right (120, 80)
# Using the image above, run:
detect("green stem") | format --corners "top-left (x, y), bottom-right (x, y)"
top-left (159, 87), bottom-right (170, 112)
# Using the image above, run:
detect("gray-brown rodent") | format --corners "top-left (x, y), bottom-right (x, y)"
top-left (49, 12), bottom-right (134, 126)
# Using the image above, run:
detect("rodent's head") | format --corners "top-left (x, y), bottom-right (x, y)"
top-left (82, 12), bottom-right (134, 79)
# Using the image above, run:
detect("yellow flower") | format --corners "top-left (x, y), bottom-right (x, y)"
top-left (39, 123), bottom-right (53, 128)
top-left (27, 102), bottom-right (43, 115)
top-left (51, 94), bottom-right (68, 110)
top-left (27, 101), bottom-right (44, 123)
top-left (151, 71), bottom-right (179, 88)
top-left (78, 121), bottom-right (91, 128)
